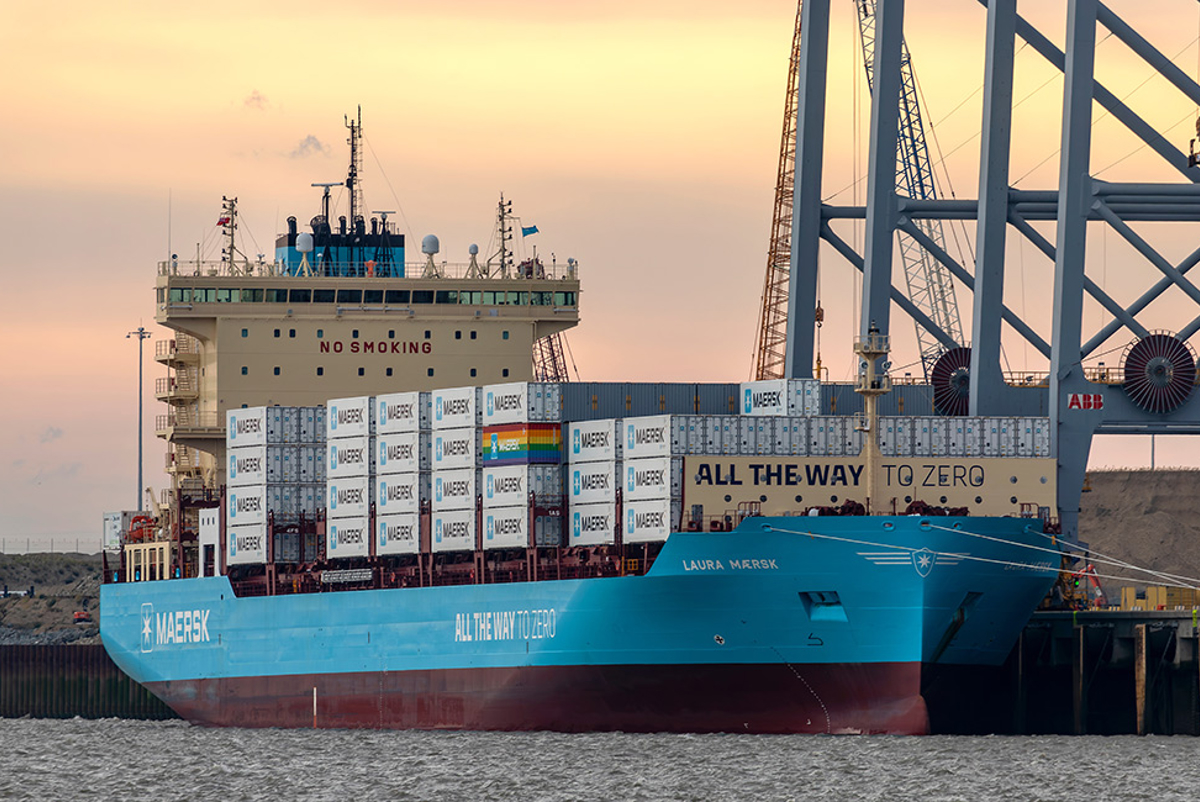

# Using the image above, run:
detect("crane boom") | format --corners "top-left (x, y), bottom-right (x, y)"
top-left (751, 1), bottom-right (805, 381)
top-left (856, 0), bottom-right (964, 374)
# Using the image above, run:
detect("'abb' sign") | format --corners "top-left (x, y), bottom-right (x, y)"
top-left (1066, 393), bottom-right (1104, 410)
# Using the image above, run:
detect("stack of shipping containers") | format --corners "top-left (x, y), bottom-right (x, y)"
top-left (326, 396), bottom-right (373, 559)
top-left (481, 382), bottom-right (564, 549)
top-left (374, 391), bottom-right (429, 556)
top-left (226, 406), bottom-right (326, 564)
top-left (430, 386), bottom-right (481, 553)
top-left (620, 415), bottom-right (683, 543)
top-left (566, 418), bottom-right (618, 546)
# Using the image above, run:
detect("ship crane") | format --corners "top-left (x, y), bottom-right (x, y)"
top-left (752, 0), bottom-right (966, 387)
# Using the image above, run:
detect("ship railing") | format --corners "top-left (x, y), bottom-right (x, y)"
top-left (159, 259), bottom-right (581, 282)
top-left (156, 411), bottom-right (222, 431)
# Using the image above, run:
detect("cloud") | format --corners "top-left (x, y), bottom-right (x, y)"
top-left (290, 135), bottom-right (330, 159)
top-left (39, 426), bottom-right (63, 444)
top-left (28, 462), bottom-right (81, 486)
top-left (243, 90), bottom-right (269, 111)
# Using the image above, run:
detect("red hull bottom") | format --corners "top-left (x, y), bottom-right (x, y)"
top-left (148, 662), bottom-right (928, 735)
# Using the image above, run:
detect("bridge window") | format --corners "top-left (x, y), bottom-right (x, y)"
top-left (338, 289), bottom-right (362, 304)
top-left (554, 292), bottom-right (576, 307)
top-left (412, 290), bottom-right (433, 304)
top-left (436, 290), bottom-right (457, 304)
top-left (241, 289), bottom-right (263, 302)
top-left (385, 290), bottom-right (409, 304)
top-left (459, 291), bottom-right (481, 305)
top-left (312, 289), bottom-right (335, 303)
top-left (265, 288), bottom-right (288, 302)
top-left (364, 289), bottom-right (383, 304)
top-left (195, 288), bottom-right (216, 303)
top-left (289, 289), bottom-right (311, 303)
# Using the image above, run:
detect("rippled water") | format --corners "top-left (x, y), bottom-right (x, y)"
top-left (0, 719), bottom-right (1196, 801)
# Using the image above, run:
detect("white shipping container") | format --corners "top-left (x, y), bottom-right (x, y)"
top-left (227, 521), bottom-right (268, 565)
top-left (928, 418), bottom-right (950, 456)
top-left (715, 416), bottom-right (741, 455)
top-left (432, 467), bottom-right (479, 511)
top-left (432, 508), bottom-right (476, 552)
top-left (568, 419), bottom-right (618, 463)
top-left (269, 406), bottom-right (302, 444)
top-left (299, 444), bottom-right (326, 483)
top-left (484, 464), bottom-right (528, 508)
top-left (227, 485), bottom-right (267, 527)
top-left (773, 417), bottom-right (810, 456)
top-left (227, 407), bottom-right (267, 448)
top-left (377, 472), bottom-right (426, 514)
top-left (327, 475), bottom-right (373, 518)
top-left (328, 435), bottom-right (373, 479)
top-left (101, 511), bottom-right (137, 550)
top-left (622, 415), bottom-right (672, 459)
top-left (376, 431), bottom-right (425, 474)
top-left (432, 427), bottom-right (480, 470)
top-left (484, 505), bottom-right (529, 549)
top-left (965, 418), bottom-right (985, 457)
top-left (913, 418), bottom-right (933, 457)
top-left (534, 514), bottom-right (563, 547)
top-left (300, 406), bottom-right (327, 444)
top-left (377, 512), bottom-right (420, 556)
top-left (326, 396), bottom-right (374, 439)
top-left (483, 381), bottom-right (562, 425)
top-left (982, 417), bottom-right (1002, 457)
top-left (1033, 418), bottom-right (1051, 457)
top-left (569, 460), bottom-right (617, 504)
top-left (432, 385), bottom-right (481, 430)
top-left (797, 379), bottom-right (822, 416)
top-left (739, 379), bottom-right (821, 416)
top-left (376, 391), bottom-right (426, 434)
top-left (624, 497), bottom-right (680, 543)
top-left (569, 501), bottom-right (616, 547)
top-left (624, 456), bottom-right (683, 501)
top-left (327, 512), bottom-right (370, 559)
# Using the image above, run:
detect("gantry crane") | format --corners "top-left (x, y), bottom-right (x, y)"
top-left (752, 0), bottom-right (964, 380)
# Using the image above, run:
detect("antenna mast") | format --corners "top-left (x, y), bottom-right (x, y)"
top-left (491, 193), bottom-right (515, 278)
top-left (345, 106), bottom-right (363, 225)
top-left (219, 196), bottom-right (244, 271)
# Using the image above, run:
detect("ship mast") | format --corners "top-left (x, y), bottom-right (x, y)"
top-left (490, 193), bottom-right (514, 278)
top-left (854, 327), bottom-right (892, 513)
top-left (345, 106), bottom-right (363, 226)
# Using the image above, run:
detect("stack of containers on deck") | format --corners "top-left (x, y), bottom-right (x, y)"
top-left (481, 382), bottom-right (564, 548)
top-left (739, 379), bottom-right (823, 456)
top-left (374, 391), bottom-right (430, 556)
top-left (620, 416), bottom-right (684, 543)
top-left (430, 386), bottom-right (481, 553)
top-left (226, 406), bottom-right (327, 564)
top-left (566, 418), bottom-right (618, 546)
top-left (326, 396), bottom-right (373, 559)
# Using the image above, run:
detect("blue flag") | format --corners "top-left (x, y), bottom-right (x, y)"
top-left (521, 225), bottom-right (539, 237)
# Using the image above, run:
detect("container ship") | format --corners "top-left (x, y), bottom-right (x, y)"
top-left (100, 113), bottom-right (1062, 735)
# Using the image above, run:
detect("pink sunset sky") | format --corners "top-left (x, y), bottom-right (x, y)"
top-left (2, 0), bottom-right (1198, 550)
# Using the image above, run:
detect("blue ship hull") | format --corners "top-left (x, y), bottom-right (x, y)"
top-left (100, 516), bottom-right (1058, 734)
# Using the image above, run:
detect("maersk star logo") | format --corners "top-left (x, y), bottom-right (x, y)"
top-left (435, 519), bottom-right (443, 543)
top-left (229, 415), bottom-right (236, 439)
top-left (229, 531), bottom-right (237, 557)
top-left (435, 397), bottom-right (443, 421)
top-left (379, 400), bottom-right (387, 424)
top-left (627, 424), bottom-right (635, 450)
top-left (330, 444), bottom-right (338, 470)
top-left (912, 548), bottom-right (935, 577)
top-left (573, 427), bottom-right (580, 454)
top-left (573, 511), bottom-right (581, 538)
top-left (330, 406), bottom-right (338, 431)
top-left (435, 437), bottom-right (443, 462)
top-left (486, 392), bottom-right (494, 417)
top-left (435, 477), bottom-right (443, 502)
top-left (229, 493), bottom-right (237, 518)
top-left (229, 454), bottom-right (237, 478)
top-left (627, 508), bottom-right (635, 534)
top-left (491, 433), bottom-right (499, 455)
top-left (572, 470), bottom-right (581, 496)
top-left (140, 603), bottom-right (154, 653)
top-left (486, 475), bottom-right (494, 499)
top-left (379, 520), bottom-right (388, 547)
top-left (627, 465), bottom-right (635, 493)
top-left (486, 515), bottom-right (494, 541)
top-left (330, 525), bottom-right (338, 550)
top-left (329, 485), bottom-right (338, 510)
top-left (379, 442), bottom-right (387, 467)
top-left (744, 388), bottom-right (752, 413)
top-left (378, 480), bottom-right (387, 507)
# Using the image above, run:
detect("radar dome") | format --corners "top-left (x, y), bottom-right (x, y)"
top-left (421, 234), bottom-right (440, 255)
top-left (296, 232), bottom-right (314, 253)
top-left (468, 243), bottom-right (479, 256)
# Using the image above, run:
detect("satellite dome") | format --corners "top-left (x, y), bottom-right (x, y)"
top-left (421, 234), bottom-right (440, 255)
top-left (296, 232), bottom-right (314, 253)
top-left (468, 243), bottom-right (479, 256)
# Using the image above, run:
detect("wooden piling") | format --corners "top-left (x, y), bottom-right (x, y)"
top-left (1073, 625), bottom-right (1087, 735)
top-left (1135, 623), bottom-right (1149, 735)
